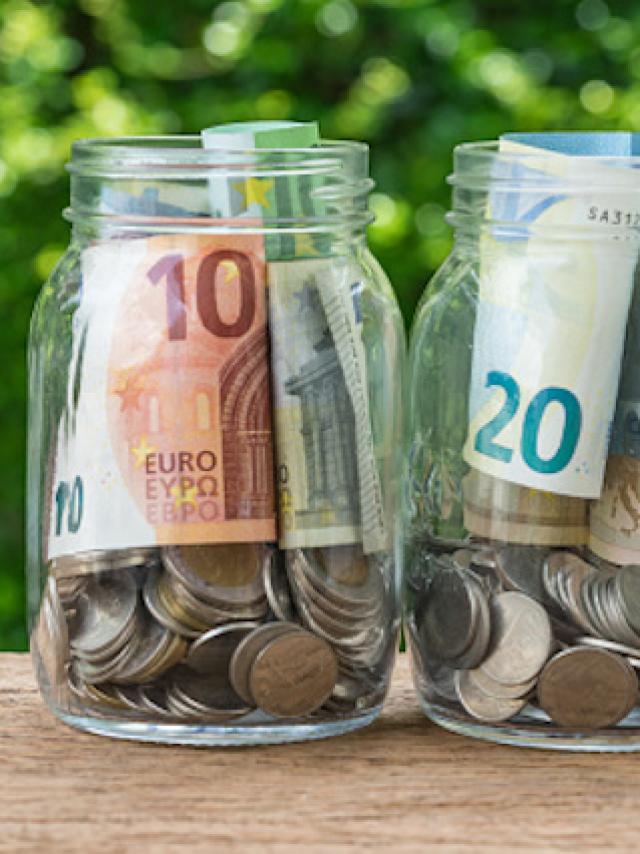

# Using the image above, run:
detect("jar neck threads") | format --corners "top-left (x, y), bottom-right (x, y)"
top-left (446, 141), bottom-right (640, 247)
top-left (65, 136), bottom-right (374, 247)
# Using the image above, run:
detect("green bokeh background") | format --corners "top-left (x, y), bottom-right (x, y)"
top-left (1, 0), bottom-right (637, 649)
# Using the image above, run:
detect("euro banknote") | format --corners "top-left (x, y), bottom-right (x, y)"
top-left (268, 257), bottom-right (386, 553)
top-left (48, 233), bottom-right (276, 559)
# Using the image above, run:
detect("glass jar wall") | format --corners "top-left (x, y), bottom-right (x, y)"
top-left (404, 139), bottom-right (640, 750)
top-left (27, 133), bottom-right (405, 745)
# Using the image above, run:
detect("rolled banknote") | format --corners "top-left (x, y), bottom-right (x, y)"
top-left (464, 138), bottom-right (639, 499)
top-left (268, 257), bottom-right (386, 553)
top-left (590, 263), bottom-right (640, 563)
top-left (47, 233), bottom-right (276, 559)
top-left (201, 120), bottom-right (323, 260)
top-left (462, 136), bottom-right (640, 547)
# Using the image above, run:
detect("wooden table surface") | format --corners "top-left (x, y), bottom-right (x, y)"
top-left (2, 652), bottom-right (640, 852)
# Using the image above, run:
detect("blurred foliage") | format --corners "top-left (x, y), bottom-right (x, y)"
top-left (2, 0), bottom-right (640, 648)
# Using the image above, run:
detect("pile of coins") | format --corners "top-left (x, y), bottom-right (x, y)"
top-left (409, 543), bottom-right (640, 729)
top-left (34, 542), bottom-right (392, 725)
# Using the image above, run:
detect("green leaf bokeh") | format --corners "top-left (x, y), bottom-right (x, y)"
top-left (2, 0), bottom-right (637, 648)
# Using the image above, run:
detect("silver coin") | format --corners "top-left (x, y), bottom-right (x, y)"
top-left (418, 559), bottom-right (479, 663)
top-left (169, 666), bottom-right (250, 717)
top-left (110, 611), bottom-right (178, 684)
top-left (160, 570), bottom-right (268, 624)
top-left (263, 551), bottom-right (296, 622)
top-left (186, 622), bottom-right (259, 676)
top-left (293, 548), bottom-right (384, 612)
top-left (455, 669), bottom-right (527, 723)
top-left (136, 682), bottom-right (172, 717)
top-left (495, 545), bottom-right (549, 604)
top-left (453, 578), bottom-right (492, 670)
top-left (616, 566), bottom-right (640, 636)
top-left (70, 572), bottom-right (138, 659)
top-left (480, 591), bottom-right (552, 685)
top-left (563, 565), bottom-right (594, 634)
top-left (162, 544), bottom-right (267, 608)
top-left (142, 569), bottom-right (201, 639)
top-left (289, 560), bottom-right (380, 627)
top-left (423, 662), bottom-right (458, 703)
top-left (603, 578), bottom-right (640, 646)
top-left (581, 575), bottom-right (609, 639)
top-left (111, 683), bottom-right (146, 711)
top-left (466, 666), bottom-right (537, 700)
top-left (73, 623), bottom-right (141, 684)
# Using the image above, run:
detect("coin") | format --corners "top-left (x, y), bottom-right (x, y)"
top-left (249, 630), bottom-right (338, 718)
top-left (186, 622), bottom-right (258, 676)
top-left (315, 545), bottom-right (369, 587)
top-left (113, 612), bottom-right (187, 684)
top-left (168, 666), bottom-right (250, 718)
top-left (466, 666), bottom-right (537, 701)
top-left (163, 544), bottom-right (266, 607)
top-left (537, 647), bottom-right (638, 728)
top-left (418, 560), bottom-right (481, 664)
top-left (480, 592), bottom-right (552, 685)
top-left (454, 670), bottom-right (527, 723)
top-left (74, 624), bottom-right (141, 684)
top-left (495, 545), bottom-right (549, 604)
top-left (263, 551), bottom-right (297, 622)
top-left (453, 578), bottom-right (491, 670)
top-left (70, 573), bottom-right (138, 660)
top-left (294, 549), bottom-right (383, 612)
top-left (229, 622), bottom-right (301, 704)
top-left (289, 554), bottom-right (381, 625)
top-left (142, 568), bottom-right (201, 639)
top-left (137, 681), bottom-right (172, 717)
top-left (575, 635), bottom-right (640, 660)
top-left (423, 661), bottom-right (458, 703)
top-left (616, 565), bottom-right (640, 635)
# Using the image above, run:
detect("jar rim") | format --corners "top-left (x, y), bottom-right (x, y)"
top-left (453, 138), bottom-right (640, 165)
top-left (68, 135), bottom-right (368, 178)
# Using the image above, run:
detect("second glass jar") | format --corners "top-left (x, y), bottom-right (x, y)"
top-left (405, 138), bottom-right (640, 750)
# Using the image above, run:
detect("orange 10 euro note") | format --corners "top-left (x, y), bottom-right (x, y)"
top-left (47, 233), bottom-right (276, 559)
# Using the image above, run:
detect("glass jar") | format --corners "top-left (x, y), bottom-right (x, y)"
top-left (27, 134), bottom-right (405, 745)
top-left (405, 139), bottom-right (640, 750)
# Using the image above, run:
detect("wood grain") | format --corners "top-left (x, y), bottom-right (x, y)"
top-left (2, 653), bottom-right (640, 852)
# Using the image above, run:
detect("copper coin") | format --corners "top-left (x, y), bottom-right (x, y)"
top-left (249, 630), bottom-right (338, 718)
top-left (228, 622), bottom-right (301, 705)
top-left (538, 646), bottom-right (638, 728)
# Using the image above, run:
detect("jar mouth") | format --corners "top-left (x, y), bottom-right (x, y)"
top-left (65, 135), bottom-right (374, 233)
top-left (68, 136), bottom-right (368, 178)
top-left (447, 139), bottom-right (640, 242)
top-left (449, 139), bottom-right (640, 192)
top-left (64, 134), bottom-right (374, 233)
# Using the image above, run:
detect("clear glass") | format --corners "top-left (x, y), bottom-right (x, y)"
top-left (405, 140), bottom-right (640, 751)
top-left (27, 136), bottom-right (405, 745)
